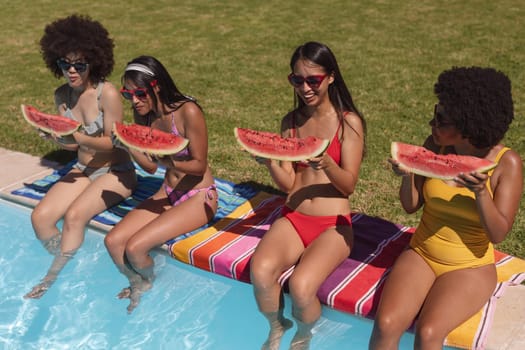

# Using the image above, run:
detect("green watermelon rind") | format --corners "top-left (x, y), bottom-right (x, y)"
top-left (21, 104), bottom-right (81, 136)
top-left (234, 127), bottom-right (330, 162)
top-left (391, 141), bottom-right (497, 180)
top-left (113, 122), bottom-right (189, 156)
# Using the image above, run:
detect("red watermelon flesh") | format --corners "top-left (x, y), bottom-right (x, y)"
top-left (21, 104), bottom-right (81, 136)
top-left (234, 127), bottom-right (330, 161)
top-left (391, 142), bottom-right (497, 180)
top-left (113, 122), bottom-right (189, 156)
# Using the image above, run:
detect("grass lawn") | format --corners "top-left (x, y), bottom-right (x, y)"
top-left (1, 1), bottom-right (524, 258)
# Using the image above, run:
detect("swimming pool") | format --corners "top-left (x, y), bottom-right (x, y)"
top-left (0, 199), bottom-right (431, 350)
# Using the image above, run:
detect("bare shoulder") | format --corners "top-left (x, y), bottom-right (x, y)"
top-left (180, 100), bottom-right (203, 116)
top-left (499, 147), bottom-right (523, 170)
top-left (342, 111), bottom-right (364, 136)
top-left (99, 81), bottom-right (120, 103)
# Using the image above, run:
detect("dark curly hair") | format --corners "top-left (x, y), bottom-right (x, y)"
top-left (40, 14), bottom-right (114, 83)
top-left (434, 66), bottom-right (514, 148)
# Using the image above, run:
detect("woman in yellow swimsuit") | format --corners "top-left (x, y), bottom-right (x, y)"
top-left (369, 67), bottom-right (523, 350)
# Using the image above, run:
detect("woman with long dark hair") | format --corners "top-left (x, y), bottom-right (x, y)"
top-left (104, 56), bottom-right (217, 313)
top-left (250, 42), bottom-right (366, 349)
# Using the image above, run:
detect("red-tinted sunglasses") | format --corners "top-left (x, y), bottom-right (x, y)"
top-left (120, 87), bottom-right (149, 100)
top-left (288, 73), bottom-right (328, 88)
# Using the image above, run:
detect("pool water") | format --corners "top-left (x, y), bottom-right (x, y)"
top-left (0, 199), bottom-right (427, 350)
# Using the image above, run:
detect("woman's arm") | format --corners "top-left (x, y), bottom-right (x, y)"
top-left (316, 112), bottom-right (364, 197)
top-left (457, 149), bottom-right (523, 243)
top-left (389, 136), bottom-right (433, 213)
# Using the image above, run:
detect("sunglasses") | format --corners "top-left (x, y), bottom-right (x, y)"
top-left (120, 87), bottom-right (149, 100)
top-left (432, 104), bottom-right (455, 128)
top-left (288, 73), bottom-right (328, 88)
top-left (57, 59), bottom-right (89, 73)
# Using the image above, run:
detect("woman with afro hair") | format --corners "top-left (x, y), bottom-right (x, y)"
top-left (369, 66), bottom-right (523, 349)
top-left (25, 14), bottom-right (137, 299)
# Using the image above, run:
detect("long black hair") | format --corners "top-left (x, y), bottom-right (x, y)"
top-left (121, 55), bottom-right (199, 124)
top-left (290, 42), bottom-right (366, 152)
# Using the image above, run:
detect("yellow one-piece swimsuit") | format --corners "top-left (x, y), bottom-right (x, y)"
top-left (409, 147), bottom-right (509, 276)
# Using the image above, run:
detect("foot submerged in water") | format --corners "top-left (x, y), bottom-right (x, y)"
top-left (117, 278), bottom-right (153, 314)
top-left (261, 317), bottom-right (293, 350)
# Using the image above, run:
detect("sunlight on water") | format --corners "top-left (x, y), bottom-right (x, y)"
top-left (0, 199), bottom-right (425, 349)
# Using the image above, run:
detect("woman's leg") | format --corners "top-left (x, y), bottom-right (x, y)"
top-left (286, 226), bottom-right (352, 350)
top-left (31, 169), bottom-right (90, 252)
top-left (25, 169), bottom-right (135, 299)
top-left (104, 188), bottom-right (169, 311)
top-left (250, 217), bottom-right (304, 350)
top-left (114, 188), bottom-right (217, 313)
top-left (25, 169), bottom-right (92, 298)
top-left (369, 249), bottom-right (436, 350)
top-left (414, 264), bottom-right (497, 350)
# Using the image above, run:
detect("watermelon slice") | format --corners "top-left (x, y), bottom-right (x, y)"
top-left (234, 127), bottom-right (329, 161)
top-left (391, 142), bottom-right (497, 180)
top-left (21, 104), bottom-right (81, 136)
top-left (113, 122), bottom-right (189, 156)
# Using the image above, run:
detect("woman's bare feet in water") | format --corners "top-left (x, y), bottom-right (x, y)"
top-left (261, 316), bottom-right (293, 350)
top-left (289, 332), bottom-right (312, 350)
top-left (24, 280), bottom-right (52, 299)
top-left (289, 319), bottom-right (314, 350)
top-left (117, 278), bottom-right (152, 314)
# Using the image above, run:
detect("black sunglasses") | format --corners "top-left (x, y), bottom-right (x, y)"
top-left (57, 59), bottom-right (89, 73)
top-left (432, 104), bottom-right (456, 128)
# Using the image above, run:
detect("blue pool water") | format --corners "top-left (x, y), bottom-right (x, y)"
top-left (0, 199), bottom-right (431, 349)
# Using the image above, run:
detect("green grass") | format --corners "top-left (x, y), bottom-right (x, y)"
top-left (1, 1), bottom-right (524, 258)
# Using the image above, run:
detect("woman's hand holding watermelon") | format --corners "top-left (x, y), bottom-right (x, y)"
top-left (387, 158), bottom-right (412, 177)
top-left (454, 171), bottom-right (489, 194)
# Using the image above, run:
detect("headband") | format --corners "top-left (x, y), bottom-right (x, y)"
top-left (125, 63), bottom-right (155, 77)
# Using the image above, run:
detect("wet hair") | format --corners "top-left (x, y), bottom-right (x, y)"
top-left (122, 55), bottom-right (199, 124)
top-left (289, 41), bottom-right (366, 153)
top-left (40, 14), bottom-right (114, 84)
top-left (434, 66), bottom-right (514, 148)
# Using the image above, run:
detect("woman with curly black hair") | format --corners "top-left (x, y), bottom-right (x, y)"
top-left (370, 67), bottom-right (523, 349)
top-left (25, 14), bottom-right (137, 299)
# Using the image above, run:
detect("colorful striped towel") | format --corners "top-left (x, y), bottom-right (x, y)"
top-left (169, 191), bottom-right (525, 350)
top-left (9, 161), bottom-right (259, 243)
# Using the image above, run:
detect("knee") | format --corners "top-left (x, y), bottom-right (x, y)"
top-left (250, 255), bottom-right (280, 289)
top-left (63, 207), bottom-right (88, 230)
top-left (372, 313), bottom-right (404, 340)
top-left (415, 321), bottom-right (445, 348)
top-left (104, 231), bottom-right (123, 254)
top-left (288, 274), bottom-right (317, 308)
top-left (31, 205), bottom-right (52, 230)
top-left (124, 238), bottom-right (146, 263)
